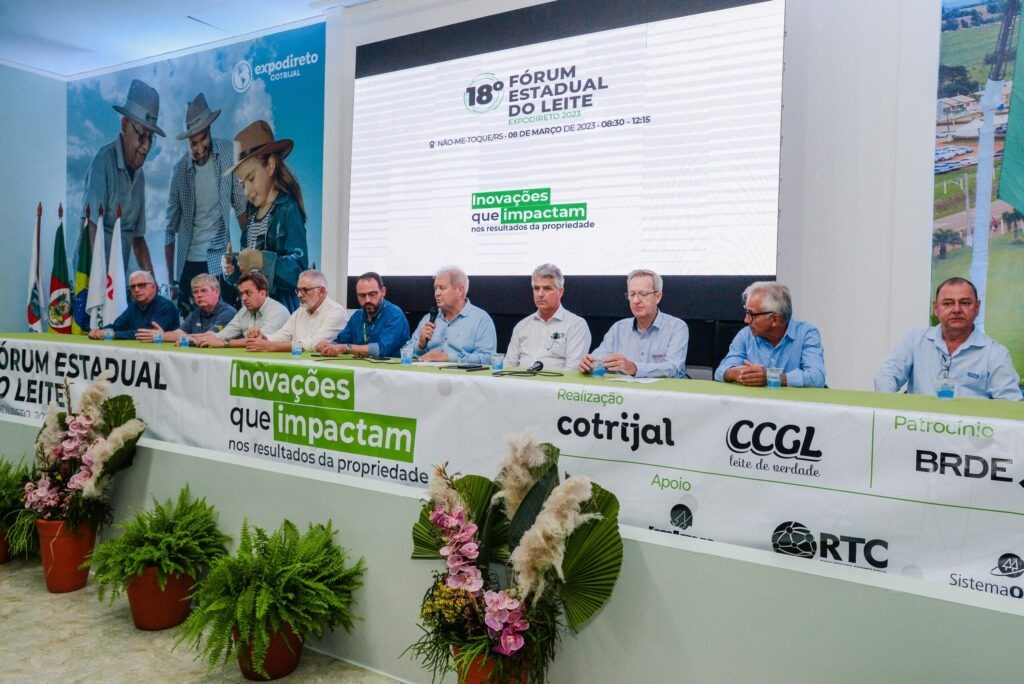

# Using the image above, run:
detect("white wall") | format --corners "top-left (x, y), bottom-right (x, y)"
top-left (0, 64), bottom-right (67, 334)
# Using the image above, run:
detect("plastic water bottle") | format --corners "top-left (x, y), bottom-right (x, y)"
top-left (153, 331), bottom-right (164, 345)
top-left (178, 335), bottom-right (190, 348)
top-left (291, 340), bottom-right (303, 356)
top-left (400, 342), bottom-right (413, 365)
top-left (102, 329), bottom-right (114, 341)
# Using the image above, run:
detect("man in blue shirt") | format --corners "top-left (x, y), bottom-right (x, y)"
top-left (580, 269), bottom-right (689, 378)
top-left (87, 271), bottom-right (179, 340)
top-left (874, 277), bottom-right (1021, 400)
top-left (409, 266), bottom-right (496, 365)
top-left (142, 273), bottom-right (236, 344)
top-left (714, 281), bottom-right (826, 388)
top-left (317, 272), bottom-right (410, 358)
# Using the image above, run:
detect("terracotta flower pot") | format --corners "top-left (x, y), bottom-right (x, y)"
top-left (125, 566), bottom-right (194, 630)
top-left (235, 622), bottom-right (304, 681)
top-left (36, 519), bottom-right (96, 593)
top-left (454, 648), bottom-right (528, 684)
top-left (0, 530), bottom-right (9, 564)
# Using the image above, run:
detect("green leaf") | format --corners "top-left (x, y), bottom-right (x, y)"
top-left (506, 462), bottom-right (559, 552)
top-left (100, 394), bottom-right (136, 432)
top-left (454, 475), bottom-right (509, 567)
top-left (558, 483), bottom-right (623, 631)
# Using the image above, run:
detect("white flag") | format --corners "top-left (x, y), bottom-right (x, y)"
top-left (85, 211), bottom-right (108, 329)
top-left (26, 209), bottom-right (44, 332)
top-left (106, 215), bottom-right (128, 323)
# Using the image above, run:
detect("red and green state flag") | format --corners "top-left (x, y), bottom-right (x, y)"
top-left (48, 219), bottom-right (72, 334)
top-left (71, 217), bottom-right (92, 335)
top-left (26, 206), bottom-right (43, 333)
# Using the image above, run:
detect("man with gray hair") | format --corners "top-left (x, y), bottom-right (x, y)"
top-left (714, 281), bottom-right (825, 387)
top-left (410, 266), bottom-right (496, 364)
top-left (580, 269), bottom-right (689, 378)
top-left (246, 269), bottom-right (347, 352)
top-left (505, 263), bottom-right (590, 370)
top-left (141, 273), bottom-right (237, 344)
top-left (87, 270), bottom-right (179, 340)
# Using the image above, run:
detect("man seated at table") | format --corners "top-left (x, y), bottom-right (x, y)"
top-left (579, 269), bottom-right (688, 378)
top-left (244, 269), bottom-right (347, 352)
top-left (191, 271), bottom-right (289, 348)
top-left (714, 281), bottom-right (826, 388)
top-left (137, 273), bottom-right (236, 343)
top-left (409, 266), bottom-right (496, 364)
top-left (505, 263), bottom-right (590, 370)
top-left (874, 277), bottom-right (1021, 400)
top-left (87, 271), bottom-right (179, 340)
top-left (316, 271), bottom-right (410, 358)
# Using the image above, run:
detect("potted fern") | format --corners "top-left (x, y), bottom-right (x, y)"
top-left (85, 486), bottom-right (230, 630)
top-left (177, 519), bottom-right (366, 681)
top-left (0, 459), bottom-right (37, 563)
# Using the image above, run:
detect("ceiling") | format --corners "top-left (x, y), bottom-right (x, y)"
top-left (0, 0), bottom-right (374, 78)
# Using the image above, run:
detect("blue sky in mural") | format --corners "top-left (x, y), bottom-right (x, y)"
top-left (66, 22), bottom-right (325, 283)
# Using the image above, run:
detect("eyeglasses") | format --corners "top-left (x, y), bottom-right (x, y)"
top-left (295, 286), bottom-right (322, 295)
top-left (128, 120), bottom-right (154, 144)
top-left (625, 291), bottom-right (658, 300)
top-left (129, 282), bottom-right (154, 290)
top-left (743, 309), bottom-right (775, 319)
top-left (356, 291), bottom-right (380, 301)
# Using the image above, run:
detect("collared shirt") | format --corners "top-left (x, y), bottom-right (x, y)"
top-left (592, 311), bottom-right (689, 378)
top-left (103, 295), bottom-right (180, 340)
top-left (215, 297), bottom-right (290, 341)
top-left (83, 135), bottom-right (146, 268)
top-left (410, 299), bottom-right (497, 365)
top-left (164, 138), bottom-right (246, 280)
top-left (180, 299), bottom-right (237, 335)
top-left (267, 296), bottom-right (348, 351)
top-left (334, 299), bottom-right (411, 358)
top-left (874, 325), bottom-right (1021, 400)
top-left (505, 305), bottom-right (591, 370)
top-left (714, 319), bottom-right (826, 388)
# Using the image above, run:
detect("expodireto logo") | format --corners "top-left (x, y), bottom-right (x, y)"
top-left (232, 61), bottom-right (254, 93)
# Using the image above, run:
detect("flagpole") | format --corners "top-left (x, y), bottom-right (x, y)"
top-left (35, 202), bottom-right (45, 331)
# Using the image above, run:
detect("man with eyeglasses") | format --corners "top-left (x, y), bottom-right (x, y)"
top-left (316, 272), bottom-right (410, 358)
top-left (165, 93), bottom-right (247, 318)
top-left (87, 271), bottom-right (179, 340)
top-left (191, 271), bottom-right (289, 348)
top-left (244, 269), bottom-right (347, 352)
top-left (82, 79), bottom-right (163, 277)
top-left (505, 263), bottom-right (591, 370)
top-left (580, 269), bottom-right (689, 378)
top-left (714, 281), bottom-right (826, 388)
top-left (874, 277), bottom-right (1020, 400)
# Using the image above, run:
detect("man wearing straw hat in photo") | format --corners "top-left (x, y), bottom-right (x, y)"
top-left (164, 92), bottom-right (247, 317)
top-left (82, 78), bottom-right (164, 276)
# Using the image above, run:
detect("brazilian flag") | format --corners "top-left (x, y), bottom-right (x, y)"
top-left (72, 221), bottom-right (92, 334)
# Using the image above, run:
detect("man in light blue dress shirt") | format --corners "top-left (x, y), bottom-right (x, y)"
top-left (714, 281), bottom-right (826, 388)
top-left (580, 269), bottom-right (689, 378)
top-left (874, 277), bottom-right (1021, 400)
top-left (410, 266), bottom-right (497, 365)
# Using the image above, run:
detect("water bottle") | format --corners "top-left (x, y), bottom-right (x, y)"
top-left (291, 340), bottom-right (303, 356)
top-left (178, 335), bottom-right (190, 348)
top-left (153, 331), bottom-right (164, 345)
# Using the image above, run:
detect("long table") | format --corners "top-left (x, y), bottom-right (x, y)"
top-left (2, 333), bottom-right (1023, 605)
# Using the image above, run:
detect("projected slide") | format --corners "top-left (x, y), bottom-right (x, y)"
top-left (349, 0), bottom-right (784, 277)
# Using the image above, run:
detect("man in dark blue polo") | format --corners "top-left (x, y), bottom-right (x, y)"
top-left (88, 271), bottom-right (179, 340)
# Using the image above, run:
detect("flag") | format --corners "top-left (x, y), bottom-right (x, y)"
top-left (26, 204), bottom-right (44, 332)
top-left (47, 212), bottom-right (73, 334)
top-left (72, 213), bottom-right (92, 334)
top-left (999, 13), bottom-right (1024, 209)
top-left (107, 213), bottom-right (128, 323)
top-left (86, 208), bottom-right (108, 329)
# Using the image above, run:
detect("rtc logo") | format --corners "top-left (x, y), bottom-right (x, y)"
top-left (726, 421), bottom-right (822, 461)
top-left (771, 521), bottom-right (888, 569)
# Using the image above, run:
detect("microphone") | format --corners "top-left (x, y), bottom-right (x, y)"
top-left (526, 360), bottom-right (544, 374)
top-left (428, 307), bottom-right (438, 324)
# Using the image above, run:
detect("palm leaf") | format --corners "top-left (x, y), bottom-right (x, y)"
top-left (101, 394), bottom-right (136, 431)
top-left (558, 483), bottom-right (623, 631)
top-left (506, 461), bottom-right (559, 552)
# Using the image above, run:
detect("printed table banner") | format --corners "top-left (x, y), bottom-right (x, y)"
top-left (1, 335), bottom-right (1023, 604)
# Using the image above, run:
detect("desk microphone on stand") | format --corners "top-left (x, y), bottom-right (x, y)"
top-left (526, 360), bottom-right (544, 374)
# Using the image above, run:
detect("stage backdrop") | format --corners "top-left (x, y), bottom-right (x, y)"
top-left (65, 22), bottom-right (325, 291)
top-left (932, 2), bottom-right (1024, 377)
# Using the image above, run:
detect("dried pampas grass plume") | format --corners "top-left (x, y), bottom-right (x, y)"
top-left (511, 475), bottom-right (601, 599)
top-left (493, 432), bottom-right (547, 518)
